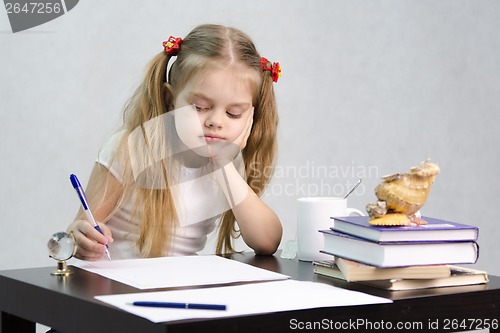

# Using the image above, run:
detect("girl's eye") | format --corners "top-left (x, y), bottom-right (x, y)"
top-left (193, 104), bottom-right (210, 112)
top-left (226, 112), bottom-right (242, 119)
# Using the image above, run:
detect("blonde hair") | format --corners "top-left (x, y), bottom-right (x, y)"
top-left (110, 24), bottom-right (278, 257)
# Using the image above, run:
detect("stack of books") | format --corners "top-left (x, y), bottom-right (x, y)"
top-left (315, 216), bottom-right (488, 290)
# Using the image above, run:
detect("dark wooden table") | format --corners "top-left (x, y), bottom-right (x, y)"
top-left (1, 252), bottom-right (499, 332)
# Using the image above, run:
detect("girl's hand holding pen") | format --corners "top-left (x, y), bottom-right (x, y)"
top-left (69, 173), bottom-right (113, 260)
top-left (68, 219), bottom-right (113, 260)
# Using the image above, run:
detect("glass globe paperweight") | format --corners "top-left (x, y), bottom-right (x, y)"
top-left (47, 231), bottom-right (76, 276)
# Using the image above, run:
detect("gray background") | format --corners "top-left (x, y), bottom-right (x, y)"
top-left (1, 0), bottom-right (499, 280)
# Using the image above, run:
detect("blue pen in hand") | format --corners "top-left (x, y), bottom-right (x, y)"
top-left (70, 174), bottom-right (111, 261)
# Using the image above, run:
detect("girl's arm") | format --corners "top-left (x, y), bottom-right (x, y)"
top-left (67, 163), bottom-right (123, 260)
top-left (212, 110), bottom-right (282, 255)
top-left (217, 163), bottom-right (282, 255)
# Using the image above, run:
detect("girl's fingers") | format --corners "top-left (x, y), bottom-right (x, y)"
top-left (79, 221), bottom-right (109, 245)
top-left (70, 220), bottom-right (111, 260)
top-left (73, 231), bottom-right (107, 260)
top-left (238, 107), bottom-right (254, 150)
top-left (97, 222), bottom-right (114, 243)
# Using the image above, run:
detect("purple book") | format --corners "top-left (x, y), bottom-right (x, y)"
top-left (320, 229), bottom-right (479, 268)
top-left (331, 216), bottom-right (479, 243)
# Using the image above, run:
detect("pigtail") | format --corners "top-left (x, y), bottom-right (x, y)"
top-left (246, 71), bottom-right (278, 195)
top-left (137, 52), bottom-right (179, 257)
top-left (117, 51), bottom-right (181, 257)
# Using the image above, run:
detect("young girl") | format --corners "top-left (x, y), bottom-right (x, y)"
top-left (67, 24), bottom-right (283, 260)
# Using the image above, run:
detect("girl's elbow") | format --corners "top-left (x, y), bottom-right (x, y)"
top-left (253, 241), bottom-right (279, 255)
top-left (253, 230), bottom-right (282, 255)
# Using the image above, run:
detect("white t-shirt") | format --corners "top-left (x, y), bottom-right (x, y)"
top-left (96, 131), bottom-right (231, 259)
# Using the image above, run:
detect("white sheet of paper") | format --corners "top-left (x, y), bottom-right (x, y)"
top-left (74, 255), bottom-right (289, 289)
top-left (95, 280), bottom-right (392, 323)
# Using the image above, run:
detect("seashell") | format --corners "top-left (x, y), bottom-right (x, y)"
top-left (369, 213), bottom-right (410, 226)
top-left (366, 201), bottom-right (387, 218)
top-left (374, 160), bottom-right (440, 216)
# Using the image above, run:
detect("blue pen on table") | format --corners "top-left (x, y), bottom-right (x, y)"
top-left (70, 174), bottom-right (111, 261)
top-left (130, 301), bottom-right (227, 311)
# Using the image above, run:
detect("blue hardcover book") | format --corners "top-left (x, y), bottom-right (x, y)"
top-left (331, 216), bottom-right (479, 243)
top-left (320, 229), bottom-right (479, 268)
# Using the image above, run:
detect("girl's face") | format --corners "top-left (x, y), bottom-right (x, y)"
top-left (173, 67), bottom-right (254, 149)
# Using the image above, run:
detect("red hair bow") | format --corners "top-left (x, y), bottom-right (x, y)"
top-left (163, 36), bottom-right (182, 56)
top-left (260, 57), bottom-right (282, 83)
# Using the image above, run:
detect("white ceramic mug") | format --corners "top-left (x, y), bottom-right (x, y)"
top-left (297, 197), bottom-right (364, 261)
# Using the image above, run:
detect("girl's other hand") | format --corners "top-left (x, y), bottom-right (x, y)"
top-left (235, 107), bottom-right (254, 150)
top-left (68, 220), bottom-right (113, 260)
